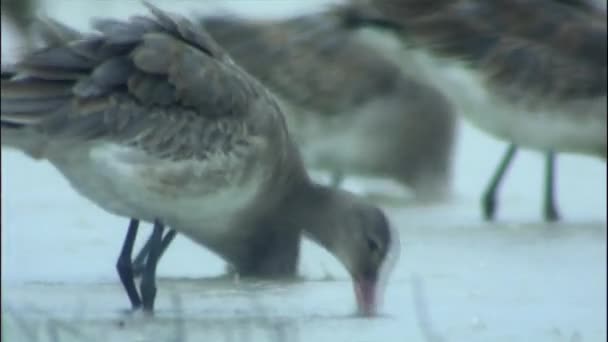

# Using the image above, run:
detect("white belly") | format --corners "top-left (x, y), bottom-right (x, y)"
top-left (448, 68), bottom-right (606, 155)
top-left (396, 48), bottom-right (607, 157)
top-left (49, 142), bottom-right (265, 238)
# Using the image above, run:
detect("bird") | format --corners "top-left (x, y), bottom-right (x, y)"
top-left (338, 0), bottom-right (607, 221)
top-left (130, 6), bottom-right (455, 279)
top-left (131, 7), bottom-right (455, 282)
top-left (195, 10), bottom-right (458, 203)
top-left (1, 2), bottom-right (395, 315)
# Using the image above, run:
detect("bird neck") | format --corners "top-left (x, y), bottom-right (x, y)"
top-left (278, 182), bottom-right (344, 255)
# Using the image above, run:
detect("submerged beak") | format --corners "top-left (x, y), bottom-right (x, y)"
top-left (354, 274), bottom-right (377, 317)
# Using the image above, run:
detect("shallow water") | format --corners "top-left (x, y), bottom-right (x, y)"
top-left (2, 195), bottom-right (605, 341)
top-left (2, 1), bottom-right (607, 341)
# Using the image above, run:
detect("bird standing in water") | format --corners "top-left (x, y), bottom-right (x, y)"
top-left (1, 2), bottom-right (395, 315)
top-left (340, 0), bottom-right (606, 221)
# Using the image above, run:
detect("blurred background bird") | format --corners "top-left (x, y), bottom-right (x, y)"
top-left (196, 10), bottom-right (457, 203)
top-left (344, 0), bottom-right (607, 221)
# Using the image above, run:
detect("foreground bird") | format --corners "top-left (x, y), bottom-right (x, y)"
top-left (131, 7), bottom-right (454, 278)
top-left (1, 2), bottom-right (394, 315)
top-left (342, 0), bottom-right (607, 221)
top-left (130, 7), bottom-right (449, 278)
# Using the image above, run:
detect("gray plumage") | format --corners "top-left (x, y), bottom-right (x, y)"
top-left (198, 10), bottom-right (457, 201)
top-left (1, 3), bottom-right (395, 315)
top-left (346, 0), bottom-right (607, 158)
top-left (342, 0), bottom-right (606, 220)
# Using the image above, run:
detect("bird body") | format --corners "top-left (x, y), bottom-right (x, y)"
top-left (357, 0), bottom-right (607, 158)
top-left (342, 0), bottom-right (607, 219)
top-left (1, 9), bottom-right (293, 248)
top-left (1, 3), bottom-right (394, 314)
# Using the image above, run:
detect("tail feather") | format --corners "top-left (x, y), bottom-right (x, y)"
top-left (1, 78), bottom-right (73, 98)
top-left (2, 98), bottom-right (68, 116)
top-left (1, 18), bottom-right (103, 135)
top-left (1, 74), bottom-right (73, 128)
top-left (21, 46), bottom-right (96, 71)
top-left (2, 1), bottom-right (242, 156)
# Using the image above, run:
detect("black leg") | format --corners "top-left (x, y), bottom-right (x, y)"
top-left (132, 237), bottom-right (151, 276)
top-left (116, 219), bottom-right (142, 309)
top-left (482, 144), bottom-right (518, 221)
top-left (132, 229), bottom-right (178, 277)
top-left (140, 220), bottom-right (165, 313)
top-left (543, 151), bottom-right (560, 222)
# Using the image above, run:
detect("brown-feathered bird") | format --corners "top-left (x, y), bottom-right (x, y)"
top-left (1, 3), bottom-right (395, 315)
top-left (197, 10), bottom-right (457, 202)
top-left (132, 7), bottom-right (454, 283)
top-left (341, 0), bottom-right (607, 221)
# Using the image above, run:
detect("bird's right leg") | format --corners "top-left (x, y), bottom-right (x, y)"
top-left (116, 219), bottom-right (142, 310)
top-left (543, 151), bottom-right (560, 221)
top-left (481, 144), bottom-right (518, 220)
top-left (131, 229), bottom-right (177, 277)
top-left (140, 220), bottom-right (166, 313)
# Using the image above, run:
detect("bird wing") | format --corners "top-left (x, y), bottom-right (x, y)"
top-left (350, 0), bottom-right (607, 100)
top-left (1, 2), bottom-right (282, 161)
